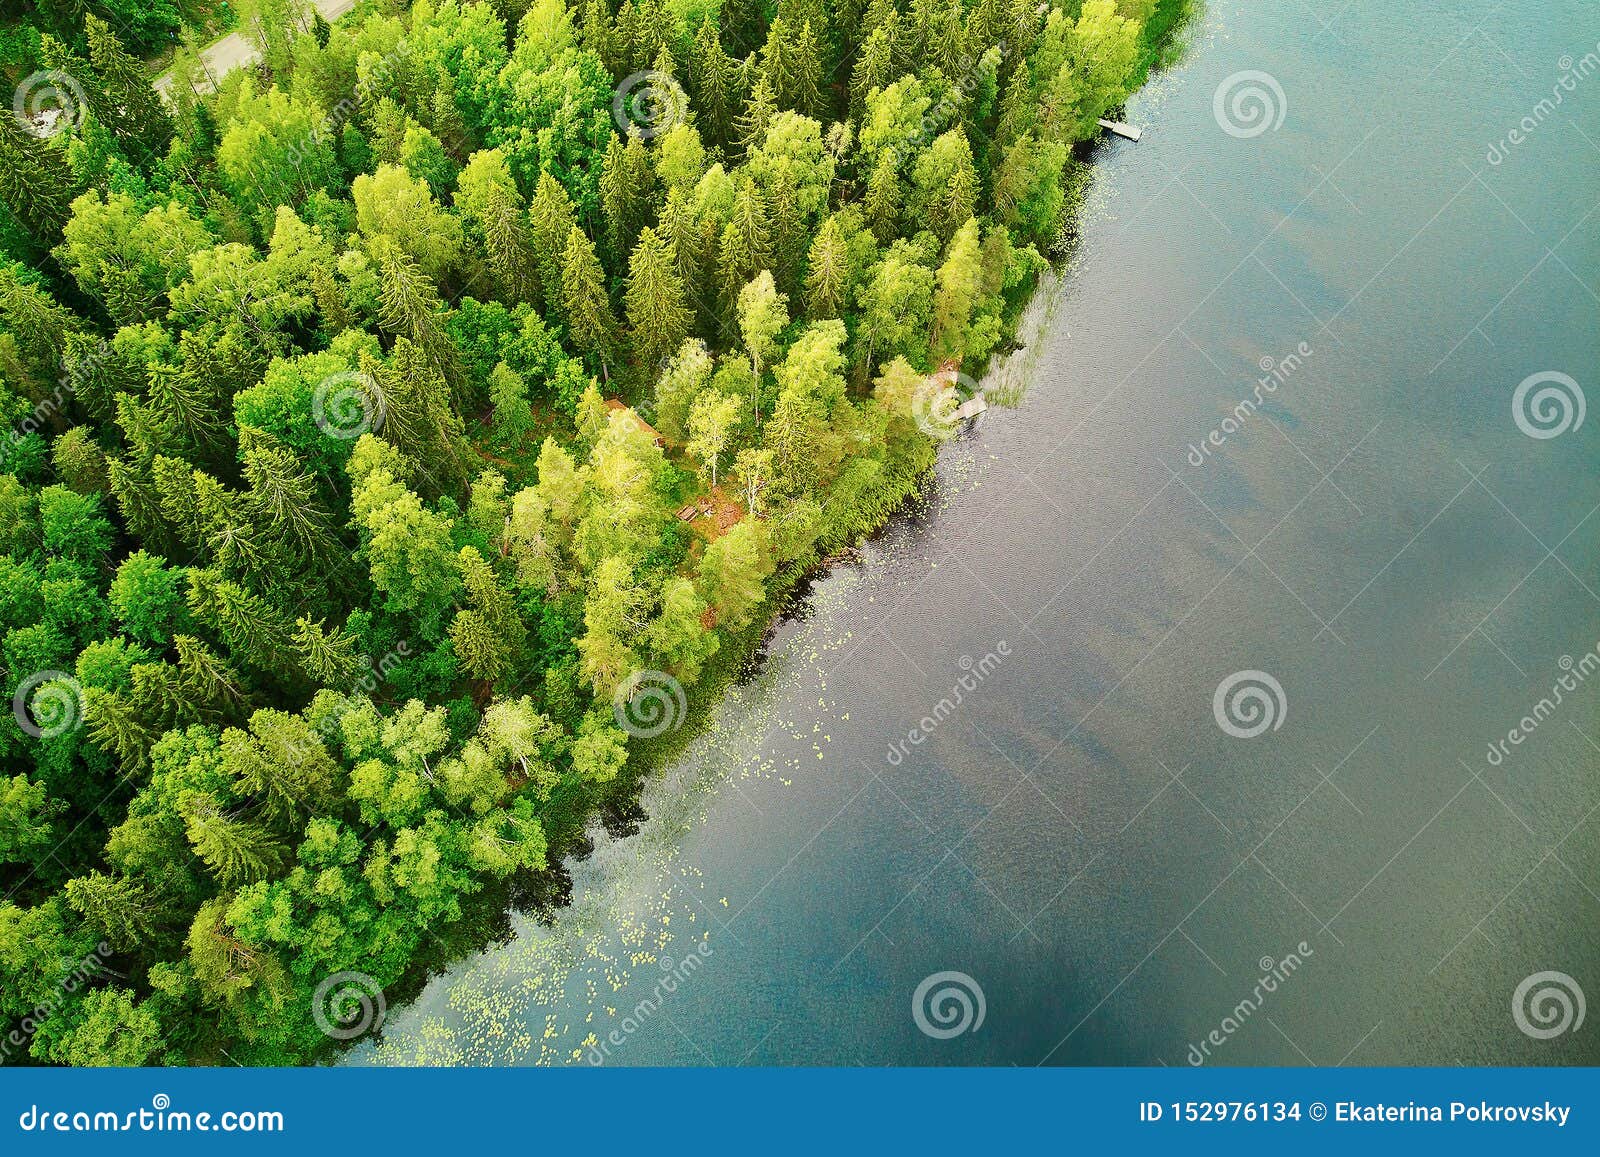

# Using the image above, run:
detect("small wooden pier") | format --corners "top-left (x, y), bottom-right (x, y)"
top-left (1097, 118), bottom-right (1143, 142)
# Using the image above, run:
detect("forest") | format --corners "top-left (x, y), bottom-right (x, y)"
top-left (0, 0), bottom-right (1174, 1064)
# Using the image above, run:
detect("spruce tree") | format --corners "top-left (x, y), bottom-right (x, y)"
top-left (864, 151), bottom-right (902, 243)
top-left (84, 15), bottom-right (173, 160)
top-left (529, 172), bottom-right (580, 320)
top-left (736, 77), bottom-right (778, 156)
top-left (561, 226), bottom-right (622, 379)
top-left (690, 18), bottom-right (740, 148)
top-left (624, 228), bottom-right (694, 376)
top-left (0, 115), bottom-right (75, 242)
top-left (805, 217), bottom-right (851, 319)
top-left (850, 25), bottom-right (897, 118)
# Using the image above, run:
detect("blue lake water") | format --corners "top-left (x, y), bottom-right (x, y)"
top-left (353, 0), bottom-right (1600, 1066)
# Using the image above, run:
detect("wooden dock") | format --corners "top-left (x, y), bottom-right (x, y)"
top-left (1097, 118), bottom-right (1143, 142)
top-left (953, 395), bottom-right (989, 422)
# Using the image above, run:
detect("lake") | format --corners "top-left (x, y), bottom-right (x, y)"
top-left (353, 0), bottom-right (1600, 1066)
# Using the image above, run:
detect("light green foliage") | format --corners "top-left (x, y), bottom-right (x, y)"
top-left (0, 0), bottom-right (1161, 1066)
top-left (353, 164), bottom-right (464, 279)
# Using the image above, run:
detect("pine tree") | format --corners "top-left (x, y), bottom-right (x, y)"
top-left (361, 340), bottom-right (472, 497)
top-left (181, 794), bottom-right (285, 887)
top-left (624, 228), bottom-right (694, 375)
top-left (758, 19), bottom-right (822, 118)
top-left (242, 440), bottom-right (346, 576)
top-left (186, 568), bottom-right (299, 680)
top-left (0, 115), bottom-right (75, 242)
top-left (222, 712), bottom-right (341, 828)
top-left (805, 216), bottom-right (851, 319)
top-left (934, 3), bottom-right (968, 80)
top-left (83, 687), bottom-right (158, 775)
top-left (864, 151), bottom-right (902, 243)
top-left (580, 0), bottom-right (615, 70)
top-left (736, 76), bottom-right (778, 155)
top-left (51, 428), bottom-right (109, 495)
top-left (457, 150), bottom-right (538, 304)
top-left (850, 25), bottom-right (897, 118)
top-left (84, 15), bottom-right (173, 160)
top-left (690, 18), bottom-right (740, 148)
top-left (0, 263), bottom-right (78, 375)
top-left (938, 162), bottom-right (979, 244)
top-left (599, 131), bottom-right (654, 266)
top-left (145, 363), bottom-right (230, 465)
top-left (65, 872), bottom-right (159, 952)
top-left (107, 458), bottom-right (177, 557)
top-left (369, 235), bottom-right (465, 402)
top-left (561, 226), bottom-right (622, 379)
top-left (174, 635), bottom-right (251, 720)
top-left (716, 179), bottom-right (773, 307)
top-left (529, 172), bottom-right (580, 320)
